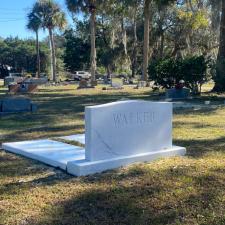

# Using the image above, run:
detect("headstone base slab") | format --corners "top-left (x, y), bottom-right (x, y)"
top-left (2, 139), bottom-right (85, 170)
top-left (67, 146), bottom-right (186, 176)
top-left (59, 134), bottom-right (85, 145)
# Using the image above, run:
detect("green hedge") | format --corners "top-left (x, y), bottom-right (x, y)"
top-left (149, 55), bottom-right (211, 93)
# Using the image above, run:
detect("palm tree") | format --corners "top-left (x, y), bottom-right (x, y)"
top-left (35, 0), bottom-right (67, 82)
top-left (66, 0), bottom-right (97, 83)
top-left (27, 8), bottom-right (42, 78)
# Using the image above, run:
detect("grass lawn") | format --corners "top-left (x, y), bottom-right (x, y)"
top-left (1, 83), bottom-right (225, 225)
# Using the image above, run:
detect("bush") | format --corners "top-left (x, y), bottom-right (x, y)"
top-left (149, 55), bottom-right (211, 93)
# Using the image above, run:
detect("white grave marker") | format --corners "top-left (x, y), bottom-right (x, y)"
top-left (2, 100), bottom-right (186, 176)
top-left (67, 100), bottom-right (186, 176)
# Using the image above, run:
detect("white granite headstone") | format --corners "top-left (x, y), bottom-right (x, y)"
top-left (67, 100), bottom-right (186, 176)
top-left (85, 101), bottom-right (172, 161)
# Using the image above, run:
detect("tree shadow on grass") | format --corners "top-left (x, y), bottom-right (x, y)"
top-left (0, 151), bottom-right (55, 178)
top-left (32, 93), bottom-right (78, 100)
top-left (23, 163), bottom-right (225, 225)
top-left (0, 124), bottom-right (84, 143)
top-left (0, 89), bottom-right (7, 95)
top-left (38, 88), bottom-right (77, 93)
top-left (173, 120), bottom-right (219, 129)
top-left (174, 106), bottom-right (222, 116)
top-left (0, 168), bottom-right (72, 196)
top-left (0, 149), bottom-right (74, 198)
top-left (191, 94), bottom-right (225, 103)
top-left (174, 136), bottom-right (225, 158)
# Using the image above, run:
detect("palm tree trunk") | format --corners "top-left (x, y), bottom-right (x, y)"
top-left (90, 10), bottom-right (96, 83)
top-left (159, 33), bottom-right (164, 59)
top-left (49, 28), bottom-right (57, 82)
top-left (132, 15), bottom-right (138, 78)
top-left (158, 8), bottom-right (165, 59)
top-left (36, 31), bottom-right (41, 78)
top-left (213, 0), bottom-right (225, 92)
top-left (121, 18), bottom-right (127, 55)
top-left (142, 0), bottom-right (152, 82)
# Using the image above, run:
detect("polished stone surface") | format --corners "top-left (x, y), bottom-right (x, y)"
top-left (85, 100), bottom-right (173, 161)
top-left (2, 139), bottom-right (85, 170)
top-left (60, 134), bottom-right (85, 145)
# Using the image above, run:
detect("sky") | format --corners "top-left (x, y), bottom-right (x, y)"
top-left (0, 0), bottom-right (73, 40)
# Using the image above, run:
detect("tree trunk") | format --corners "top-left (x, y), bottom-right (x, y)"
top-left (49, 28), bottom-right (57, 82)
top-left (111, 28), bottom-right (115, 49)
top-left (158, 7), bottom-right (165, 59)
top-left (211, 0), bottom-right (221, 32)
top-left (213, 0), bottom-right (225, 92)
top-left (121, 18), bottom-right (128, 55)
top-left (36, 31), bottom-right (41, 78)
top-left (90, 10), bottom-right (96, 83)
top-left (159, 33), bottom-right (164, 59)
top-left (107, 65), bottom-right (112, 82)
top-left (131, 10), bottom-right (138, 78)
top-left (142, 0), bottom-right (151, 82)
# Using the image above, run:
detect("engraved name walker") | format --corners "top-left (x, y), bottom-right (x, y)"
top-left (113, 111), bottom-right (155, 128)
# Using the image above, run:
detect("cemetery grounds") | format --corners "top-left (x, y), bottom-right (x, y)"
top-left (1, 80), bottom-right (225, 225)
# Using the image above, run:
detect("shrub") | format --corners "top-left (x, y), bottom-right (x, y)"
top-left (149, 55), bottom-right (211, 93)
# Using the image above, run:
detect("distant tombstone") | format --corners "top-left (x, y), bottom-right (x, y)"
top-left (91, 80), bottom-right (98, 87)
top-left (67, 100), bottom-right (186, 176)
top-left (8, 83), bottom-right (38, 93)
top-left (4, 77), bottom-right (14, 86)
top-left (26, 77), bottom-right (48, 85)
top-left (111, 82), bottom-right (123, 89)
top-left (4, 76), bottom-right (23, 86)
top-left (78, 79), bottom-right (96, 89)
top-left (8, 84), bottom-right (20, 93)
top-left (104, 76), bottom-right (110, 84)
top-left (78, 80), bottom-right (88, 88)
top-left (26, 84), bottom-right (38, 92)
top-left (137, 81), bottom-right (147, 88)
top-left (166, 88), bottom-right (190, 100)
top-left (0, 97), bottom-right (37, 114)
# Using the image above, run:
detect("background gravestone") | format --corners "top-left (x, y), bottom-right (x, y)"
top-left (0, 97), bottom-right (37, 113)
top-left (166, 88), bottom-right (190, 100)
